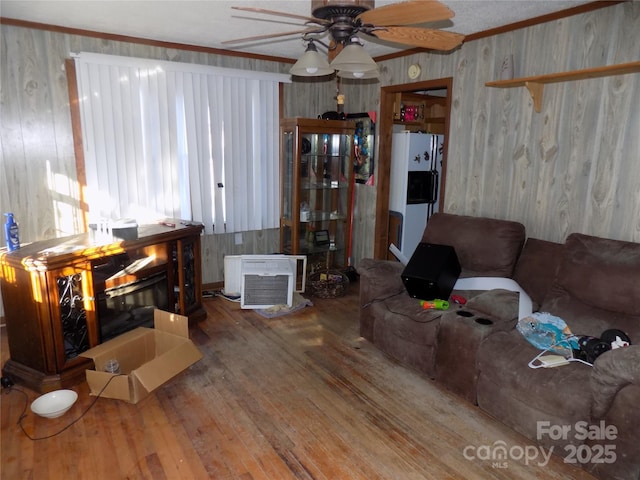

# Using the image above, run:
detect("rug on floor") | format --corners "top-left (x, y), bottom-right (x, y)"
top-left (256, 292), bottom-right (313, 318)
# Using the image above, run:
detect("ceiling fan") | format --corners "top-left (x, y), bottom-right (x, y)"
top-left (223, 0), bottom-right (465, 52)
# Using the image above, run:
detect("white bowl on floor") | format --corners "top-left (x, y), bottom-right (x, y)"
top-left (30, 389), bottom-right (78, 418)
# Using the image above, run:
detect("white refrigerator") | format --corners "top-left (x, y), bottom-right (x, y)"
top-left (389, 131), bottom-right (444, 259)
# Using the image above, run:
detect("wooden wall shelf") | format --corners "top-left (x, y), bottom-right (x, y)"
top-left (486, 61), bottom-right (640, 112)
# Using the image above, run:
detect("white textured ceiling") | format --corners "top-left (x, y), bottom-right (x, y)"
top-left (2, 0), bottom-right (593, 59)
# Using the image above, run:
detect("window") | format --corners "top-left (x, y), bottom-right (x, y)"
top-left (73, 52), bottom-right (290, 234)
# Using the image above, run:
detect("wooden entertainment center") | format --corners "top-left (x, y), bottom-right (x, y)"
top-left (0, 221), bottom-right (205, 393)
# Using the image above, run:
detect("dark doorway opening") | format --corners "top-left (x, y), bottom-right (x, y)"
top-left (374, 78), bottom-right (453, 259)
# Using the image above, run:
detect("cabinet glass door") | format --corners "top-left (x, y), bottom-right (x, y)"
top-left (280, 119), bottom-right (354, 272)
top-left (281, 129), bottom-right (294, 224)
top-left (299, 132), bottom-right (351, 269)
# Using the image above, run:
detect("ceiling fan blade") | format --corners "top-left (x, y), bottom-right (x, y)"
top-left (357, 0), bottom-right (454, 26)
top-left (370, 26), bottom-right (464, 51)
top-left (231, 6), bottom-right (329, 25)
top-left (222, 27), bottom-right (324, 45)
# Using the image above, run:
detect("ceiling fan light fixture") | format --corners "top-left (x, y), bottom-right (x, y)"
top-left (290, 40), bottom-right (334, 77)
top-left (329, 38), bottom-right (378, 77)
top-left (337, 68), bottom-right (379, 79)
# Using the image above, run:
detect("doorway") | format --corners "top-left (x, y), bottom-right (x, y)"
top-left (373, 78), bottom-right (453, 259)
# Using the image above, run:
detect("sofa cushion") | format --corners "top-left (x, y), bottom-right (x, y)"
top-left (541, 233), bottom-right (640, 342)
top-left (463, 288), bottom-right (521, 323)
top-left (555, 233), bottom-right (640, 316)
top-left (421, 213), bottom-right (525, 277)
top-left (512, 237), bottom-right (564, 306)
top-left (380, 293), bottom-right (442, 343)
top-left (477, 330), bottom-right (593, 447)
top-left (371, 294), bottom-right (443, 378)
top-left (541, 292), bottom-right (640, 354)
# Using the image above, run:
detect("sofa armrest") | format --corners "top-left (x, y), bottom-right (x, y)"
top-left (591, 345), bottom-right (640, 418)
top-left (357, 258), bottom-right (405, 306)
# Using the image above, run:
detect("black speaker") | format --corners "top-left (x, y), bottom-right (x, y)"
top-left (401, 243), bottom-right (461, 301)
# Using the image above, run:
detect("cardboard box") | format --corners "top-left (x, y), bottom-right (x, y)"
top-left (80, 309), bottom-right (202, 403)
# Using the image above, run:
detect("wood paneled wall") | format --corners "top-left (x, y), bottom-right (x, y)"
top-left (1, 2), bottom-right (639, 293)
top-left (345, 1), bottom-right (640, 266)
top-left (0, 25), bottom-right (327, 286)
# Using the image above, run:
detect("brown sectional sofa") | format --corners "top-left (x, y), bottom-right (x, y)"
top-left (358, 213), bottom-right (640, 480)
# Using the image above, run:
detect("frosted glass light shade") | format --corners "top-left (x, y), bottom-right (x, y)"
top-left (290, 46), bottom-right (334, 77)
top-left (337, 68), bottom-right (379, 79)
top-left (330, 43), bottom-right (378, 77)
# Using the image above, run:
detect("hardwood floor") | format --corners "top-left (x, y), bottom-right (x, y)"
top-left (1, 288), bottom-right (595, 479)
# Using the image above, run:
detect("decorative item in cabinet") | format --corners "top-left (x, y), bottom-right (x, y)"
top-left (280, 118), bottom-right (355, 273)
top-left (347, 112), bottom-right (376, 185)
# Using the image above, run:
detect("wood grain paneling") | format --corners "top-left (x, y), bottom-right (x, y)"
top-left (0, 23), bottom-right (323, 287)
top-left (349, 1), bottom-right (640, 261)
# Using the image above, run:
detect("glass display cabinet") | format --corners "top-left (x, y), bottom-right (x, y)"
top-left (280, 118), bottom-right (355, 273)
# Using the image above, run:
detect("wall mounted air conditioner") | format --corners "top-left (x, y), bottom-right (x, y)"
top-left (223, 255), bottom-right (307, 309)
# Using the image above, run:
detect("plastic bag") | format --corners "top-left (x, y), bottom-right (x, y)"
top-left (517, 312), bottom-right (579, 357)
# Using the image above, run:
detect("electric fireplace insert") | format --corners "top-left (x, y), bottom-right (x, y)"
top-left (93, 253), bottom-right (169, 342)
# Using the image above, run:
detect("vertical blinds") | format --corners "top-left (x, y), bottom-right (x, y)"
top-left (73, 52), bottom-right (290, 234)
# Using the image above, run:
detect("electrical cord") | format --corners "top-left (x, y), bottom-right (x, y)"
top-left (214, 290), bottom-right (241, 303)
top-left (360, 288), bottom-right (405, 309)
top-left (362, 289), bottom-right (446, 323)
top-left (2, 374), bottom-right (124, 441)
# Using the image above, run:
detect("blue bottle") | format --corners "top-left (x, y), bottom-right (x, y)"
top-left (4, 213), bottom-right (20, 251)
